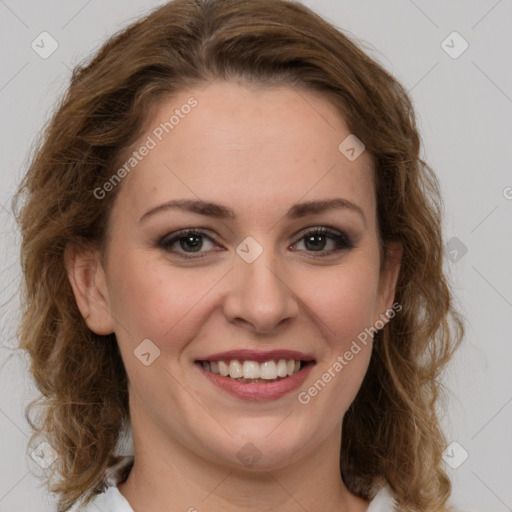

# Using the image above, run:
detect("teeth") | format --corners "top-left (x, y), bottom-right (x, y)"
top-left (202, 358), bottom-right (304, 380)
top-left (276, 359), bottom-right (288, 378)
top-left (218, 360), bottom-right (229, 377)
top-left (242, 360), bottom-right (260, 379)
top-left (260, 360), bottom-right (277, 379)
top-left (229, 360), bottom-right (243, 378)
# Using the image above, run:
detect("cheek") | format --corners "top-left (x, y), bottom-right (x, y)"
top-left (106, 252), bottom-right (220, 347)
top-left (296, 266), bottom-right (378, 415)
top-left (300, 261), bottom-right (380, 345)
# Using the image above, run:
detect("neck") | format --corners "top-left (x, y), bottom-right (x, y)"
top-left (118, 414), bottom-right (369, 512)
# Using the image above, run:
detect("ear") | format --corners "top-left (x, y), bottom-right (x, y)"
top-left (64, 244), bottom-right (114, 335)
top-left (374, 241), bottom-right (403, 325)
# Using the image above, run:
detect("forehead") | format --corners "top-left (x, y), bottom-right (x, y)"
top-left (111, 81), bottom-right (376, 225)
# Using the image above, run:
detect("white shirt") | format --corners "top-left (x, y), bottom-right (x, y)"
top-left (70, 457), bottom-right (398, 511)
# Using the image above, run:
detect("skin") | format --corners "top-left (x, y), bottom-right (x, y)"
top-left (66, 81), bottom-right (402, 512)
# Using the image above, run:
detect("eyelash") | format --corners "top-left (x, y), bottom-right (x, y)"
top-left (157, 227), bottom-right (354, 260)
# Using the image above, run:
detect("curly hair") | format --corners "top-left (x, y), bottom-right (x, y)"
top-left (14, 0), bottom-right (464, 510)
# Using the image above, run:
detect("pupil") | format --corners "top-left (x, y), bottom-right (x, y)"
top-left (180, 235), bottom-right (202, 252)
top-left (305, 234), bottom-right (326, 251)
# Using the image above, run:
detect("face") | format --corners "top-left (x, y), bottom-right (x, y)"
top-left (68, 81), bottom-right (401, 471)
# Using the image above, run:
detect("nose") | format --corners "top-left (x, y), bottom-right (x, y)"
top-left (222, 247), bottom-right (299, 335)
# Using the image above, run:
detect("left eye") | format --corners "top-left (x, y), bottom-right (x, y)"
top-left (291, 227), bottom-right (354, 254)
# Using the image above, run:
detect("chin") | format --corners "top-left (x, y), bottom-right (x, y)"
top-left (204, 425), bottom-right (312, 471)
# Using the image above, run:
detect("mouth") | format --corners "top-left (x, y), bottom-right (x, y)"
top-left (195, 358), bottom-right (313, 383)
top-left (194, 350), bottom-right (316, 401)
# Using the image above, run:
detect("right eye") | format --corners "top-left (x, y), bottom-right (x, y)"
top-left (158, 229), bottom-right (222, 259)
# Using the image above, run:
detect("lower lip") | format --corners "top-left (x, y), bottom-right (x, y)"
top-left (196, 362), bottom-right (315, 401)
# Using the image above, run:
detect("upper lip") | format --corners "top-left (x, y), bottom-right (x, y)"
top-left (196, 349), bottom-right (315, 363)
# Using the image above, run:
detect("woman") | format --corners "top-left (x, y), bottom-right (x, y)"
top-left (15, 0), bottom-right (464, 510)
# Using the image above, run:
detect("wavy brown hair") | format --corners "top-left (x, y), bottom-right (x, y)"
top-left (14, 0), bottom-right (464, 510)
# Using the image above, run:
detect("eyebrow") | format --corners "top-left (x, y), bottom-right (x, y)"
top-left (139, 198), bottom-right (366, 225)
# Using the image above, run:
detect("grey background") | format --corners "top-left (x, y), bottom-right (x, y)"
top-left (1, 1), bottom-right (511, 511)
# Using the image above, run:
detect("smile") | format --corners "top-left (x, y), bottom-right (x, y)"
top-left (194, 350), bottom-right (316, 401)
top-left (198, 358), bottom-right (306, 383)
